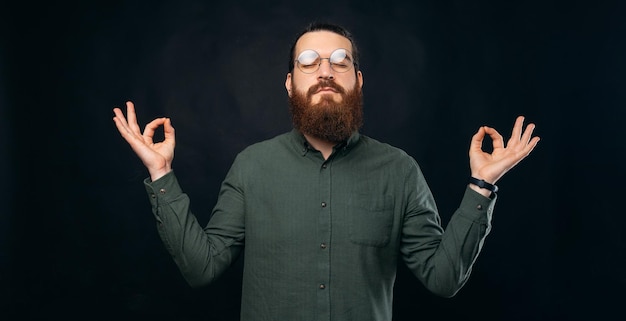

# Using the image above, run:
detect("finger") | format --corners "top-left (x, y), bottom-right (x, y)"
top-left (126, 101), bottom-right (142, 135)
top-left (142, 118), bottom-right (167, 144)
top-left (484, 126), bottom-right (505, 149)
top-left (504, 116), bottom-right (528, 149)
top-left (521, 136), bottom-right (541, 156)
top-left (113, 107), bottom-right (135, 136)
top-left (113, 113), bottom-right (145, 147)
top-left (520, 122), bottom-right (537, 145)
top-left (112, 107), bottom-right (128, 125)
top-left (113, 114), bottom-right (131, 138)
top-left (510, 116), bottom-right (525, 142)
top-left (163, 118), bottom-right (176, 144)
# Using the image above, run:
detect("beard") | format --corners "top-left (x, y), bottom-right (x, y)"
top-left (288, 79), bottom-right (363, 144)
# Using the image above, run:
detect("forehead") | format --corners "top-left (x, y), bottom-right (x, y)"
top-left (295, 31), bottom-right (352, 55)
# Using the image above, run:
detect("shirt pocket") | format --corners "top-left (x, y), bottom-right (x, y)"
top-left (348, 194), bottom-right (395, 247)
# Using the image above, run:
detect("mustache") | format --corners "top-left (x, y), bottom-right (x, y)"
top-left (307, 80), bottom-right (346, 96)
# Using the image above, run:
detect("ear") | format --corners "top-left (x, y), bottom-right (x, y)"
top-left (285, 73), bottom-right (293, 97)
top-left (357, 70), bottom-right (364, 89)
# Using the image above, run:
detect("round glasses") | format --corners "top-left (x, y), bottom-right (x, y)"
top-left (295, 48), bottom-right (355, 74)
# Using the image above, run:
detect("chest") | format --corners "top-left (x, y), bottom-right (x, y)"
top-left (242, 159), bottom-right (403, 248)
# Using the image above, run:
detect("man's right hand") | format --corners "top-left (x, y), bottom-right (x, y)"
top-left (113, 101), bottom-right (175, 181)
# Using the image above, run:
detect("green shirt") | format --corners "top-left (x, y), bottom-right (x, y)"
top-left (144, 129), bottom-right (495, 321)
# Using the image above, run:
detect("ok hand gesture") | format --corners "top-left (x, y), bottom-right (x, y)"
top-left (113, 101), bottom-right (175, 181)
top-left (468, 116), bottom-right (540, 196)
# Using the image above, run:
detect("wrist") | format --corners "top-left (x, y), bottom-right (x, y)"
top-left (149, 167), bottom-right (172, 182)
top-left (468, 176), bottom-right (498, 196)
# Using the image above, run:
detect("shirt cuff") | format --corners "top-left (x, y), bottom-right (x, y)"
top-left (457, 186), bottom-right (496, 224)
top-left (143, 170), bottom-right (184, 207)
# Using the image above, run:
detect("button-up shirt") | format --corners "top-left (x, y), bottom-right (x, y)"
top-left (145, 129), bottom-right (495, 321)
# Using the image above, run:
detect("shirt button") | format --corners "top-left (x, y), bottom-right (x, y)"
top-left (320, 243), bottom-right (327, 249)
top-left (319, 284), bottom-right (326, 289)
top-left (321, 202), bottom-right (327, 208)
top-left (476, 204), bottom-right (483, 210)
top-left (150, 193), bottom-right (156, 199)
top-left (159, 188), bottom-right (166, 194)
top-left (322, 164), bottom-right (327, 169)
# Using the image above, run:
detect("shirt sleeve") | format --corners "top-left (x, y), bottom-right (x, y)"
top-left (144, 170), bottom-right (245, 287)
top-left (400, 163), bottom-right (495, 298)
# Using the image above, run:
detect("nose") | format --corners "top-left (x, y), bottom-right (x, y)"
top-left (317, 59), bottom-right (334, 79)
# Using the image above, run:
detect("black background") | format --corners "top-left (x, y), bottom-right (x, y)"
top-left (2, 0), bottom-right (625, 320)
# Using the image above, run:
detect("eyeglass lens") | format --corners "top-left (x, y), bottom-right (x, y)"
top-left (296, 49), bottom-right (353, 73)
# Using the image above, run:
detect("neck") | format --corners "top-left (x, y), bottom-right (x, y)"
top-left (303, 134), bottom-right (336, 160)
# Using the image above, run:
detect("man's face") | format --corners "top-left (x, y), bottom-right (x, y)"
top-left (285, 30), bottom-right (363, 104)
top-left (285, 31), bottom-right (365, 143)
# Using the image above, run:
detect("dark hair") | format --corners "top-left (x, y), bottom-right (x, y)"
top-left (287, 22), bottom-right (360, 73)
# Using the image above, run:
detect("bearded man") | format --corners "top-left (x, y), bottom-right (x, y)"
top-left (113, 22), bottom-right (540, 321)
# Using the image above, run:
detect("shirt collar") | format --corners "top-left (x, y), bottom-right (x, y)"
top-left (290, 129), bottom-right (361, 156)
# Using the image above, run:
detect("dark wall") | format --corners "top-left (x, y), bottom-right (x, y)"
top-left (1, 10), bottom-right (11, 316)
top-left (4, 1), bottom-right (625, 320)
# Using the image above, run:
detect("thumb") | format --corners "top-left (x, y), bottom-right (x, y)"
top-left (469, 126), bottom-right (486, 153)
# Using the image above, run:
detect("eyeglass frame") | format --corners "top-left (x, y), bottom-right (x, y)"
top-left (294, 48), bottom-right (358, 74)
